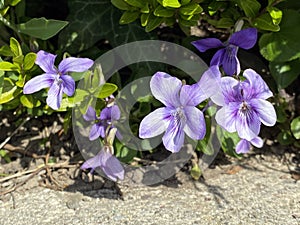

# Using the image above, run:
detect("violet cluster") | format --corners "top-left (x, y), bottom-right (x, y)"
top-left (139, 27), bottom-right (276, 155)
top-left (81, 98), bottom-right (124, 181)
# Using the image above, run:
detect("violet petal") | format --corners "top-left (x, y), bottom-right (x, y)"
top-left (229, 28), bottom-right (257, 49)
top-left (250, 136), bottom-right (263, 148)
top-left (192, 38), bottom-right (224, 52)
top-left (250, 99), bottom-right (277, 126)
top-left (162, 117), bottom-right (185, 153)
top-left (46, 81), bottom-right (63, 110)
top-left (221, 46), bottom-right (240, 75)
top-left (58, 57), bottom-right (94, 74)
top-left (183, 106), bottom-right (206, 140)
top-left (61, 75), bottom-right (75, 96)
top-left (236, 139), bottom-right (251, 154)
top-left (243, 69), bottom-right (273, 99)
top-left (139, 107), bottom-right (169, 138)
top-left (101, 152), bottom-right (124, 181)
top-left (89, 123), bottom-right (105, 141)
top-left (23, 74), bottom-right (55, 94)
top-left (83, 106), bottom-right (98, 121)
top-left (35, 50), bottom-right (57, 74)
top-left (150, 72), bottom-right (181, 107)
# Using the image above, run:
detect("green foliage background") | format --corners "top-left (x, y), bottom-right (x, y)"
top-left (0, 0), bottom-right (299, 164)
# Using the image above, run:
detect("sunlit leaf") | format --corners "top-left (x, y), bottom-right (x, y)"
top-left (291, 117), bottom-right (300, 139)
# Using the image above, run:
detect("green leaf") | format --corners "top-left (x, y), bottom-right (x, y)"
top-left (253, 13), bottom-right (280, 32)
top-left (277, 131), bottom-right (294, 145)
top-left (123, 0), bottom-right (144, 8)
top-left (119, 11), bottom-right (140, 24)
top-left (58, 0), bottom-right (154, 54)
top-left (23, 52), bottom-right (36, 71)
top-left (207, 17), bottom-right (234, 28)
top-left (0, 69), bottom-right (4, 98)
top-left (0, 61), bottom-right (18, 71)
top-left (145, 14), bottom-right (163, 32)
top-left (0, 86), bottom-right (21, 104)
top-left (111, 0), bottom-right (131, 10)
top-left (115, 144), bottom-right (137, 163)
top-left (178, 16), bottom-right (198, 27)
top-left (0, 0), bottom-right (4, 9)
top-left (154, 5), bottom-right (175, 17)
top-left (20, 95), bottom-right (41, 108)
top-left (7, 0), bottom-right (22, 6)
top-left (94, 83), bottom-right (118, 98)
top-left (179, 2), bottom-right (203, 16)
top-left (73, 89), bottom-right (90, 104)
top-left (208, 1), bottom-right (227, 16)
top-left (267, 6), bottom-right (282, 25)
top-left (235, 0), bottom-right (261, 17)
top-left (70, 70), bottom-right (91, 82)
top-left (0, 149), bottom-right (11, 163)
top-left (216, 126), bottom-right (242, 158)
top-left (181, 0), bottom-right (191, 5)
top-left (259, 10), bottom-right (300, 62)
top-left (18, 17), bottom-right (69, 40)
top-left (90, 64), bottom-right (104, 88)
top-left (141, 13), bottom-right (150, 26)
top-left (15, 74), bottom-right (25, 87)
top-left (0, 45), bottom-right (13, 57)
top-left (269, 59), bottom-right (300, 89)
top-left (158, 0), bottom-right (181, 8)
top-left (10, 37), bottom-right (22, 57)
top-left (291, 117), bottom-right (300, 139)
top-left (141, 4), bottom-right (150, 13)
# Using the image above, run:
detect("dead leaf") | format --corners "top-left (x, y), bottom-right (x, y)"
top-left (225, 165), bottom-right (243, 175)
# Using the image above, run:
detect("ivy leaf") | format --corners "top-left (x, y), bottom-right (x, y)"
top-left (58, 0), bottom-right (154, 54)
top-left (259, 9), bottom-right (300, 62)
top-left (17, 17), bottom-right (69, 40)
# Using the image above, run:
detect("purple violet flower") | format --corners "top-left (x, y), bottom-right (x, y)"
top-left (211, 69), bottom-right (277, 143)
top-left (83, 105), bottom-right (121, 141)
top-left (80, 145), bottom-right (124, 181)
top-left (139, 66), bottom-right (221, 153)
top-left (236, 136), bottom-right (263, 154)
top-left (192, 28), bottom-right (257, 76)
top-left (23, 50), bottom-right (94, 110)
